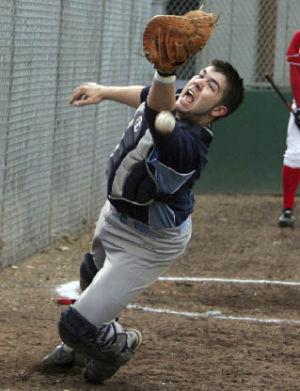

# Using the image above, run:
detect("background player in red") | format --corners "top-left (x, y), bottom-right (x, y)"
top-left (279, 30), bottom-right (300, 227)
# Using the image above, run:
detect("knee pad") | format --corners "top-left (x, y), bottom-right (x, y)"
top-left (58, 307), bottom-right (97, 355)
top-left (58, 307), bottom-right (135, 365)
top-left (80, 252), bottom-right (99, 291)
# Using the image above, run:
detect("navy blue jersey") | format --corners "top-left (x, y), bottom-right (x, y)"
top-left (106, 87), bottom-right (213, 228)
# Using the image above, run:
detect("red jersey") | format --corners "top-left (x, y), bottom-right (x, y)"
top-left (286, 30), bottom-right (300, 107)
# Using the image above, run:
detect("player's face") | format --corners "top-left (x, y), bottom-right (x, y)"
top-left (176, 66), bottom-right (228, 117)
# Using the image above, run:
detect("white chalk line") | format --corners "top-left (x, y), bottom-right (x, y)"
top-left (158, 277), bottom-right (300, 286)
top-left (55, 278), bottom-right (300, 326)
top-left (127, 304), bottom-right (300, 325)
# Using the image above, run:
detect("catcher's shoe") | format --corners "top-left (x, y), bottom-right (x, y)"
top-left (42, 343), bottom-right (86, 367)
top-left (278, 208), bottom-right (294, 228)
top-left (83, 329), bottom-right (142, 384)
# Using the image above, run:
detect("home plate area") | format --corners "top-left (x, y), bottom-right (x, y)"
top-left (56, 276), bottom-right (300, 325)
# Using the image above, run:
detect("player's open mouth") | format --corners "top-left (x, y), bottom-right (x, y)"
top-left (182, 89), bottom-right (195, 104)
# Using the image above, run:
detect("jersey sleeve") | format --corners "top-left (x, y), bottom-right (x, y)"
top-left (286, 30), bottom-right (300, 65)
top-left (144, 101), bottom-right (208, 174)
top-left (286, 30), bottom-right (300, 107)
top-left (140, 86), bottom-right (151, 103)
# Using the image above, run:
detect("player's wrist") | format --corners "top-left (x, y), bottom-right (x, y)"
top-left (156, 69), bottom-right (177, 77)
top-left (154, 70), bottom-right (176, 84)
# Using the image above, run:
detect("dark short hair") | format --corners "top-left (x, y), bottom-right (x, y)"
top-left (210, 59), bottom-right (244, 117)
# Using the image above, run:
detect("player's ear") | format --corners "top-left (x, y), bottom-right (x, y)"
top-left (211, 105), bottom-right (228, 118)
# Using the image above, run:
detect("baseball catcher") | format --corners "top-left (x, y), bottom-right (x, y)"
top-left (43, 8), bottom-right (244, 384)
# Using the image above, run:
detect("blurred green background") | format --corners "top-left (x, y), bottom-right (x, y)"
top-left (195, 89), bottom-right (293, 194)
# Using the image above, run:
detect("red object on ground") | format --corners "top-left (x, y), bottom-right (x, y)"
top-left (56, 297), bottom-right (76, 305)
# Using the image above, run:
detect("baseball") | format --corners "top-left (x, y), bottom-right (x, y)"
top-left (155, 111), bottom-right (176, 133)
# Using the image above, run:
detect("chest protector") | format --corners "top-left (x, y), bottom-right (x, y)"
top-left (106, 103), bottom-right (210, 228)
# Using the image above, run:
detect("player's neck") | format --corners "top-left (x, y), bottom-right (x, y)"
top-left (176, 111), bottom-right (213, 127)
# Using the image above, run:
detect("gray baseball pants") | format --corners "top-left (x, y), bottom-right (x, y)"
top-left (73, 200), bottom-right (191, 328)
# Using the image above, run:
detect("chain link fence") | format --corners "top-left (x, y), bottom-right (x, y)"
top-left (0, 0), bottom-right (299, 267)
top-left (0, 0), bottom-right (158, 267)
top-left (165, 0), bottom-right (299, 88)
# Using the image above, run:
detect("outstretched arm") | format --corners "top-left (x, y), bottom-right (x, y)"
top-left (146, 72), bottom-right (176, 112)
top-left (143, 9), bottom-right (218, 115)
top-left (69, 82), bottom-right (145, 109)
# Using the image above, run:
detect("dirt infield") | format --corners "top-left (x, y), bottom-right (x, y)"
top-left (1, 194), bottom-right (300, 391)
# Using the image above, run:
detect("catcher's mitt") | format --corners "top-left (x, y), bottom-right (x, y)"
top-left (143, 9), bottom-right (219, 74)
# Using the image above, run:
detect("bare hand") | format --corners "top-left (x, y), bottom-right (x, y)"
top-left (69, 82), bottom-right (106, 107)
